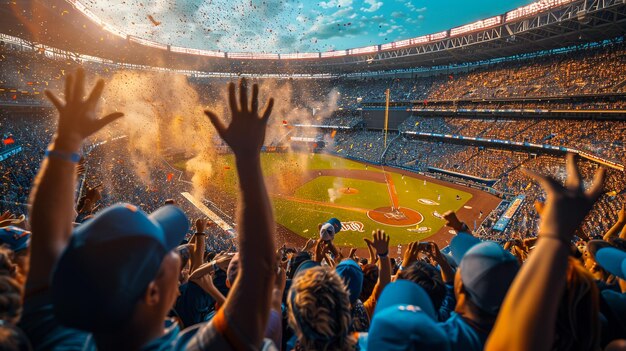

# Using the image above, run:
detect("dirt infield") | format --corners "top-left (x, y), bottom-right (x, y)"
top-left (367, 206), bottom-right (424, 227)
top-left (274, 162), bottom-right (501, 251)
top-left (372, 165), bottom-right (501, 249)
top-left (339, 187), bottom-right (359, 194)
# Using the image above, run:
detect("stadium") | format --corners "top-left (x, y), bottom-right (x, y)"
top-left (0, 0), bottom-right (626, 350)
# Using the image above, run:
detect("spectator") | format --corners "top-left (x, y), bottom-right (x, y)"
top-left (20, 70), bottom-right (278, 350)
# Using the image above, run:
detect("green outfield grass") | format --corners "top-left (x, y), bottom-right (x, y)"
top-left (274, 159), bottom-right (471, 247)
top-left (180, 153), bottom-right (471, 247)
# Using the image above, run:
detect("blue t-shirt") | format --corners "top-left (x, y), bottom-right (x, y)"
top-left (438, 312), bottom-right (490, 351)
top-left (438, 284), bottom-right (456, 322)
top-left (19, 291), bottom-right (236, 350)
top-left (175, 281), bottom-right (215, 328)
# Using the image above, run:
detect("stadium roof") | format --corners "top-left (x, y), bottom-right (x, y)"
top-left (1, 0), bottom-right (625, 74)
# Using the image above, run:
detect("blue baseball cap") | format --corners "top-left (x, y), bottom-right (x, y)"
top-left (0, 226), bottom-right (31, 252)
top-left (449, 232), bottom-right (481, 265)
top-left (367, 281), bottom-right (450, 351)
top-left (51, 203), bottom-right (189, 332)
top-left (459, 242), bottom-right (519, 315)
top-left (374, 279), bottom-right (436, 319)
top-left (595, 247), bottom-right (626, 280)
top-left (335, 259), bottom-right (363, 304)
top-left (328, 218), bottom-right (341, 232)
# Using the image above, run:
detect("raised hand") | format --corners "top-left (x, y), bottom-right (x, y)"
top-left (364, 229), bottom-right (390, 256)
top-left (314, 239), bottom-right (326, 263)
top-left (302, 238), bottom-right (316, 252)
top-left (205, 78), bottom-right (274, 158)
top-left (45, 67), bottom-right (123, 150)
top-left (195, 218), bottom-right (207, 234)
top-left (423, 242), bottom-right (442, 260)
top-left (402, 241), bottom-right (420, 268)
top-left (523, 153), bottom-right (605, 241)
top-left (443, 210), bottom-right (467, 232)
top-left (349, 247), bottom-right (358, 261)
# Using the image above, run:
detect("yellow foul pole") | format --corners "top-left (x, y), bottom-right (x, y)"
top-left (384, 88), bottom-right (390, 148)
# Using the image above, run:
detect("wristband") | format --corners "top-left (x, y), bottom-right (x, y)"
top-left (377, 251), bottom-right (389, 258)
top-left (45, 149), bottom-right (81, 163)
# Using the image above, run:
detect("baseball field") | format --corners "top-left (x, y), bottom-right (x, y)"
top-left (193, 152), bottom-right (500, 248)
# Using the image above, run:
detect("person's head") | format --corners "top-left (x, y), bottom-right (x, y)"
top-left (586, 239), bottom-right (626, 278)
top-left (0, 324), bottom-right (32, 351)
top-left (359, 264), bottom-right (378, 302)
top-left (397, 260), bottom-right (447, 311)
top-left (455, 242), bottom-right (519, 322)
top-left (0, 247), bottom-right (22, 325)
top-left (287, 266), bottom-right (355, 351)
top-left (367, 280), bottom-right (450, 351)
top-left (0, 226), bottom-right (30, 284)
top-left (286, 251), bottom-right (311, 280)
top-left (50, 204), bottom-right (189, 336)
top-left (335, 259), bottom-right (364, 305)
top-left (553, 257), bottom-right (600, 351)
top-left (226, 253), bottom-right (240, 288)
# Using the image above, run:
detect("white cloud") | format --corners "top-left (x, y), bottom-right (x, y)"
top-left (319, 0), bottom-right (353, 9)
top-left (360, 0), bottom-right (383, 13)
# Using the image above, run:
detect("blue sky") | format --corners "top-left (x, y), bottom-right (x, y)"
top-left (86, 0), bottom-right (534, 53)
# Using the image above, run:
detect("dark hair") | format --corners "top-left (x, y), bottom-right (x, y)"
top-left (390, 258), bottom-right (398, 275)
top-left (0, 324), bottom-right (32, 351)
top-left (287, 251), bottom-right (312, 280)
top-left (397, 261), bottom-right (446, 310)
top-left (0, 248), bottom-right (22, 325)
top-left (359, 264), bottom-right (378, 302)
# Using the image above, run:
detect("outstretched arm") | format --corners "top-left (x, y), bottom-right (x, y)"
top-left (190, 219), bottom-right (208, 272)
top-left (26, 68), bottom-right (123, 296)
top-left (485, 154), bottom-right (605, 351)
top-left (205, 79), bottom-right (276, 346)
top-left (363, 230), bottom-right (391, 317)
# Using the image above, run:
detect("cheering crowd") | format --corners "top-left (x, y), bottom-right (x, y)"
top-left (3, 39), bottom-right (626, 111)
top-left (0, 69), bottom-right (624, 351)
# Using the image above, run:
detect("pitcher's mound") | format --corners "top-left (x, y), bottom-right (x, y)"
top-left (367, 207), bottom-right (423, 227)
top-left (339, 187), bottom-right (359, 194)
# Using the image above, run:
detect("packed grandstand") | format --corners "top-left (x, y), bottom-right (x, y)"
top-left (0, 0), bottom-right (625, 350)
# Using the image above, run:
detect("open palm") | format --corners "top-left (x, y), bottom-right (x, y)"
top-left (205, 79), bottom-right (274, 158)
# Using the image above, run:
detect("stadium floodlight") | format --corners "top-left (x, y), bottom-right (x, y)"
top-left (450, 16), bottom-right (502, 37)
top-left (170, 46), bottom-right (225, 58)
top-left (280, 52), bottom-right (320, 59)
top-left (128, 36), bottom-right (168, 50)
top-left (349, 45), bottom-right (379, 55)
top-left (321, 50), bottom-right (348, 58)
top-left (505, 0), bottom-right (575, 22)
top-left (429, 31), bottom-right (448, 41)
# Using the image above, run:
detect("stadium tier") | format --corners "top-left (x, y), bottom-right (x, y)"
top-left (1, 0), bottom-right (626, 350)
